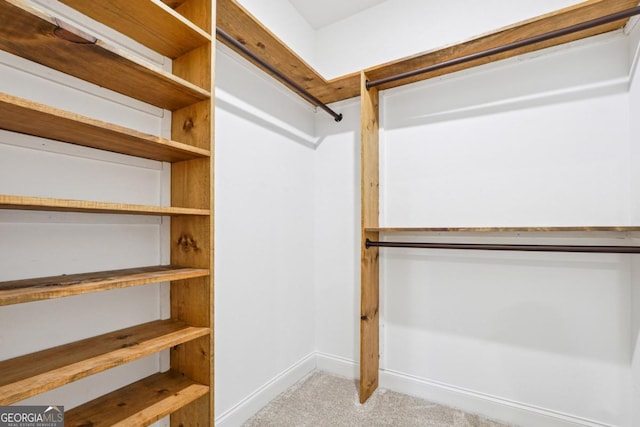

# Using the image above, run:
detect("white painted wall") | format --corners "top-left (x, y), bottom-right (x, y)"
top-left (235, 0), bottom-right (589, 80)
top-left (235, 0), bottom-right (318, 69)
top-left (314, 31), bottom-right (639, 426)
top-left (628, 18), bottom-right (640, 427)
top-left (381, 35), bottom-right (630, 228)
top-left (214, 44), bottom-right (317, 425)
top-left (314, 0), bottom-right (585, 78)
top-left (314, 98), bottom-right (361, 369)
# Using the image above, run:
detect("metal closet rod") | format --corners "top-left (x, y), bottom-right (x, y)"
top-left (216, 28), bottom-right (343, 122)
top-left (365, 239), bottom-right (640, 254)
top-left (366, 5), bottom-right (640, 89)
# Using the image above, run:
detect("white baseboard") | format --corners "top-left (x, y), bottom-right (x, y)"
top-left (315, 351), bottom-right (359, 378)
top-left (314, 353), bottom-right (615, 427)
top-left (214, 352), bottom-right (316, 427)
top-left (215, 352), bottom-right (617, 427)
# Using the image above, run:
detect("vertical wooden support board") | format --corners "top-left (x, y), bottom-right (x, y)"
top-left (169, 0), bottom-right (215, 425)
top-left (360, 72), bottom-right (380, 404)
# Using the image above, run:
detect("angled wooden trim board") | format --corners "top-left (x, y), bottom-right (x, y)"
top-left (217, 0), bottom-right (639, 105)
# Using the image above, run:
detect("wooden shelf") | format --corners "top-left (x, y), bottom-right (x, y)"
top-left (367, 226), bottom-right (640, 233)
top-left (0, 319), bottom-right (210, 405)
top-left (65, 371), bottom-right (208, 427)
top-left (218, 0), bottom-right (638, 105)
top-left (0, 0), bottom-right (210, 111)
top-left (59, 0), bottom-right (211, 59)
top-left (0, 93), bottom-right (210, 162)
top-left (0, 195), bottom-right (210, 216)
top-left (363, 0), bottom-right (640, 92)
top-left (0, 266), bottom-right (210, 306)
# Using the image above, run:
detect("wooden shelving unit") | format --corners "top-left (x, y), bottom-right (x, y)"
top-left (0, 0), bottom-right (214, 424)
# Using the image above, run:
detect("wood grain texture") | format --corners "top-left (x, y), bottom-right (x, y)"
top-left (0, 266), bottom-right (209, 306)
top-left (365, 0), bottom-right (639, 91)
top-left (58, 0), bottom-right (210, 59)
top-left (216, 0), bottom-right (326, 98)
top-left (172, 100), bottom-right (212, 150)
top-left (0, 320), bottom-right (210, 405)
top-left (368, 226), bottom-right (640, 233)
top-left (361, 74), bottom-right (379, 233)
top-left (0, 195), bottom-right (210, 216)
top-left (174, 44), bottom-right (213, 91)
top-left (360, 72), bottom-right (380, 404)
top-left (169, 1), bottom-right (215, 423)
top-left (314, 72), bottom-right (361, 105)
top-left (176, 0), bottom-right (212, 34)
top-left (0, 93), bottom-right (210, 162)
top-left (0, 0), bottom-right (210, 111)
top-left (65, 371), bottom-right (208, 427)
top-left (216, 0), bottom-right (637, 105)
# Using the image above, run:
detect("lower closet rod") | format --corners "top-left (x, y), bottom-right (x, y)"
top-left (365, 239), bottom-right (640, 254)
top-left (216, 28), bottom-right (343, 122)
top-left (366, 5), bottom-right (640, 89)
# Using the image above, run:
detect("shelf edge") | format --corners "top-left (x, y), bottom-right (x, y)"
top-left (0, 266), bottom-right (210, 306)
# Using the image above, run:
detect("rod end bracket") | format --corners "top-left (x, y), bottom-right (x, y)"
top-left (334, 113), bottom-right (343, 122)
top-left (365, 238), bottom-right (371, 249)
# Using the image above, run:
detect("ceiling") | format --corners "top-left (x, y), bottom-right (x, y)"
top-left (288, 0), bottom-right (388, 29)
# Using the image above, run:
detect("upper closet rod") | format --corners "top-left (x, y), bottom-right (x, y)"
top-left (365, 239), bottom-right (640, 254)
top-left (216, 28), bottom-right (343, 122)
top-left (366, 6), bottom-right (640, 89)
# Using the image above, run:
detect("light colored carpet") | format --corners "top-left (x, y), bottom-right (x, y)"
top-left (244, 371), bottom-right (515, 427)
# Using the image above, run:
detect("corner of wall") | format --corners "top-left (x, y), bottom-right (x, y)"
top-left (215, 353), bottom-right (316, 427)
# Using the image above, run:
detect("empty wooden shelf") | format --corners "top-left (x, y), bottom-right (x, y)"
top-left (64, 370), bottom-right (209, 427)
top-left (0, 195), bottom-right (210, 216)
top-left (366, 226), bottom-right (640, 233)
top-left (0, 93), bottom-right (210, 162)
top-left (59, 0), bottom-right (211, 59)
top-left (0, 0), bottom-right (210, 110)
top-left (0, 319), bottom-right (210, 405)
top-left (0, 266), bottom-right (210, 306)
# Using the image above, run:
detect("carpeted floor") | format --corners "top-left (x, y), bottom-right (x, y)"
top-left (244, 371), bottom-right (514, 426)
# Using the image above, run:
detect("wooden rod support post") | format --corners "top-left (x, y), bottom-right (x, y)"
top-left (360, 71), bottom-right (380, 403)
